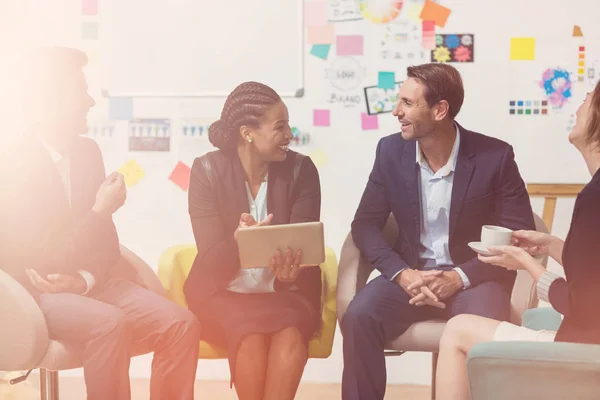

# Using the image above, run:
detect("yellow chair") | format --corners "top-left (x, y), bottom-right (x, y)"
top-left (158, 245), bottom-right (338, 359)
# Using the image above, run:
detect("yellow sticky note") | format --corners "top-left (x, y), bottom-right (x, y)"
top-left (579, 61), bottom-right (585, 67)
top-left (510, 38), bottom-right (535, 61)
top-left (578, 68), bottom-right (585, 74)
top-left (118, 158), bottom-right (145, 188)
top-left (406, 4), bottom-right (422, 22)
top-left (308, 148), bottom-right (328, 168)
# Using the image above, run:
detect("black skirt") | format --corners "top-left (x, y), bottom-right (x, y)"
top-left (194, 289), bottom-right (319, 385)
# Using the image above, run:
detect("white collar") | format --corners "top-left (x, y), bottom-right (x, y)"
top-left (415, 123), bottom-right (461, 176)
top-left (37, 134), bottom-right (64, 163)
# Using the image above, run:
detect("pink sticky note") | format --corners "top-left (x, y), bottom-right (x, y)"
top-left (337, 35), bottom-right (364, 56)
top-left (82, 0), bottom-right (97, 15)
top-left (314, 109), bottom-right (330, 126)
top-left (305, 1), bottom-right (328, 26)
top-left (307, 25), bottom-right (335, 44)
top-left (361, 113), bottom-right (379, 130)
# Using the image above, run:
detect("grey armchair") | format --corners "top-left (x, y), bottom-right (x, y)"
top-left (337, 213), bottom-right (549, 399)
top-left (467, 306), bottom-right (600, 399)
top-left (0, 245), bottom-right (166, 400)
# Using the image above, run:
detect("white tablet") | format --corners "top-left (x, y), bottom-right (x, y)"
top-left (236, 221), bottom-right (325, 269)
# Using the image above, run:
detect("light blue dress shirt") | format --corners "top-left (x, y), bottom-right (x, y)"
top-left (228, 175), bottom-right (277, 293)
top-left (415, 125), bottom-right (470, 288)
top-left (391, 125), bottom-right (471, 289)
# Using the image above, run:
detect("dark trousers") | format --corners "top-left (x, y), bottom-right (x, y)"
top-left (341, 274), bottom-right (510, 400)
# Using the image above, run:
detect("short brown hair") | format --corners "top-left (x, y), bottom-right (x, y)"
top-left (407, 63), bottom-right (464, 119)
top-left (585, 80), bottom-right (600, 149)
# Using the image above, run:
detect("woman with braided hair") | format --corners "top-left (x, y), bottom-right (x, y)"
top-left (184, 82), bottom-right (322, 400)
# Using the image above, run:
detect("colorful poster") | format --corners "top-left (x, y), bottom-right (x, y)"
top-left (432, 34), bottom-right (474, 62)
top-left (128, 119), bottom-right (171, 151)
top-left (539, 68), bottom-right (572, 108)
top-left (358, 0), bottom-right (403, 24)
top-left (364, 81), bottom-right (403, 115)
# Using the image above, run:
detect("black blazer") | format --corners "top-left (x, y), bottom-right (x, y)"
top-left (549, 169), bottom-right (600, 344)
top-left (0, 134), bottom-right (121, 299)
top-left (184, 149), bottom-right (323, 314)
top-left (352, 124), bottom-right (536, 291)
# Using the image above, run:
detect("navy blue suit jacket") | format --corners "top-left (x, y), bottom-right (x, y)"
top-left (351, 124), bottom-right (535, 291)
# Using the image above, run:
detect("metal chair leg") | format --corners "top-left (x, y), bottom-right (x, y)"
top-left (39, 369), bottom-right (60, 400)
top-left (431, 352), bottom-right (439, 400)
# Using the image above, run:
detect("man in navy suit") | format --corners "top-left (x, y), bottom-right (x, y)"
top-left (341, 63), bottom-right (535, 399)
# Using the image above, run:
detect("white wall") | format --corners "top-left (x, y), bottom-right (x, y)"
top-left (2, 0), bottom-right (598, 386)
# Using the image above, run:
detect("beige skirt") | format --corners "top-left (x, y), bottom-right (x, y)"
top-left (493, 321), bottom-right (557, 342)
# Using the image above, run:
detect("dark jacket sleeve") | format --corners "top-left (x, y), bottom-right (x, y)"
top-left (549, 190), bottom-right (600, 318)
top-left (458, 145), bottom-right (535, 287)
top-left (274, 156), bottom-right (323, 312)
top-left (184, 156), bottom-right (242, 307)
top-left (5, 140), bottom-right (120, 280)
top-left (351, 139), bottom-right (410, 280)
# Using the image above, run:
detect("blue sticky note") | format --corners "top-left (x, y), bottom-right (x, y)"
top-left (109, 97), bottom-right (133, 121)
top-left (517, 100), bottom-right (524, 107)
top-left (310, 44), bottom-right (331, 60)
top-left (526, 100), bottom-right (532, 106)
top-left (378, 71), bottom-right (395, 89)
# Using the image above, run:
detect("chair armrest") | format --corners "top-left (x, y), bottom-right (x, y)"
top-left (522, 307), bottom-right (563, 331)
top-left (0, 269), bottom-right (49, 370)
top-left (118, 244), bottom-right (166, 297)
top-left (467, 341), bottom-right (600, 400)
top-left (308, 248), bottom-right (338, 358)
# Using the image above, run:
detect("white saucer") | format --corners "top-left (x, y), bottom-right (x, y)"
top-left (468, 242), bottom-right (497, 257)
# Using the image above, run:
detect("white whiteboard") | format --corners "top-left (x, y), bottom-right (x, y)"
top-left (102, 0), bottom-right (305, 97)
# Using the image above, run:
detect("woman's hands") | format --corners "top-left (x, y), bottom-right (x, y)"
top-left (234, 212), bottom-right (273, 241)
top-left (270, 248), bottom-right (303, 283)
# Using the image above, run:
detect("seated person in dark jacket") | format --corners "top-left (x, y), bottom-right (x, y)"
top-left (0, 47), bottom-right (200, 400)
top-left (183, 81), bottom-right (322, 400)
top-left (435, 80), bottom-right (600, 400)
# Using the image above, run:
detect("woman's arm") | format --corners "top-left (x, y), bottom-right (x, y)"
top-left (275, 156), bottom-right (322, 311)
top-left (184, 157), bottom-right (241, 304)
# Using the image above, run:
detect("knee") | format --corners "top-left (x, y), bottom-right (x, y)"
top-left (341, 301), bottom-right (371, 332)
top-left (270, 327), bottom-right (307, 364)
top-left (98, 309), bottom-right (130, 340)
top-left (440, 315), bottom-right (474, 352)
top-left (238, 333), bottom-right (269, 361)
top-left (168, 308), bottom-right (202, 343)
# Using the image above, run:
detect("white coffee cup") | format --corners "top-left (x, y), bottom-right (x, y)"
top-left (481, 225), bottom-right (513, 247)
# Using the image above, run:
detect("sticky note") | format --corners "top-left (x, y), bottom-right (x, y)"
top-left (310, 44), bottom-right (331, 60)
top-left (309, 148), bottom-right (328, 168)
top-left (420, 0), bottom-right (451, 28)
top-left (109, 97), bottom-right (133, 120)
top-left (82, 21), bottom-right (98, 40)
top-left (118, 159), bottom-right (145, 188)
top-left (307, 25), bottom-right (335, 44)
top-left (510, 38), bottom-right (535, 60)
top-left (305, 1), bottom-right (327, 26)
top-left (313, 109), bottom-right (330, 126)
top-left (336, 35), bottom-right (363, 56)
top-left (82, 0), bottom-right (97, 15)
top-left (361, 113), bottom-right (379, 130)
top-left (406, 4), bottom-right (422, 22)
top-left (169, 161), bottom-right (191, 191)
top-left (378, 71), bottom-right (395, 89)
top-left (573, 25), bottom-right (583, 37)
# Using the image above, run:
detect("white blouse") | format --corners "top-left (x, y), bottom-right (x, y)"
top-left (227, 176), bottom-right (277, 293)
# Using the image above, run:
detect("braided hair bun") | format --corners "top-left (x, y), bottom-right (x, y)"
top-left (208, 119), bottom-right (236, 150)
